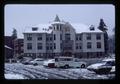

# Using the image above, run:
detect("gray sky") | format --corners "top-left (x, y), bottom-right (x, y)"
top-left (5, 4), bottom-right (115, 38)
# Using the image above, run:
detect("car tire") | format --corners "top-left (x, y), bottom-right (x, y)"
top-left (81, 64), bottom-right (85, 68)
top-left (64, 65), bottom-right (69, 69)
top-left (33, 63), bottom-right (38, 66)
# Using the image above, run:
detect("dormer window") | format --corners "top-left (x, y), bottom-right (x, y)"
top-left (32, 27), bottom-right (38, 31)
top-left (49, 26), bottom-right (52, 29)
top-left (89, 25), bottom-right (95, 31)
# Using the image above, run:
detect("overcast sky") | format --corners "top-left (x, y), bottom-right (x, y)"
top-left (5, 4), bottom-right (115, 38)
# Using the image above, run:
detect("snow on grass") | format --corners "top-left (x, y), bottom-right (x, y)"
top-left (5, 74), bottom-right (25, 79)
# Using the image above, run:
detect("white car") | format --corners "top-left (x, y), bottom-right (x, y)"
top-left (30, 58), bottom-right (44, 66)
top-left (87, 58), bottom-right (115, 74)
top-left (43, 59), bottom-right (55, 68)
top-left (54, 57), bottom-right (86, 68)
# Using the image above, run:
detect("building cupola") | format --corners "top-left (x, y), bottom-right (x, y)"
top-left (54, 14), bottom-right (60, 22)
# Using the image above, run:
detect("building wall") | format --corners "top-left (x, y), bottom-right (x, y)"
top-left (23, 23), bottom-right (105, 58)
top-left (82, 33), bottom-right (104, 52)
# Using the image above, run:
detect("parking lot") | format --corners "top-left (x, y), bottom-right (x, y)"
top-left (4, 63), bottom-right (115, 79)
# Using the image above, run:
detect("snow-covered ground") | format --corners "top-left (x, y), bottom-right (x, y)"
top-left (4, 63), bottom-right (115, 79)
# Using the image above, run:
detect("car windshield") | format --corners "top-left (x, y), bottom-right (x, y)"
top-left (105, 61), bottom-right (115, 66)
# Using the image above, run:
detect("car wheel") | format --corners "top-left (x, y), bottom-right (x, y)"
top-left (33, 63), bottom-right (38, 66)
top-left (81, 64), bottom-right (85, 68)
top-left (64, 65), bottom-right (69, 69)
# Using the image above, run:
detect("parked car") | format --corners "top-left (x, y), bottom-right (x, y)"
top-left (43, 59), bottom-right (55, 68)
top-left (22, 60), bottom-right (33, 65)
top-left (30, 58), bottom-right (44, 66)
top-left (102, 58), bottom-right (115, 74)
top-left (54, 57), bottom-right (86, 68)
top-left (87, 58), bottom-right (115, 74)
top-left (21, 57), bottom-right (33, 65)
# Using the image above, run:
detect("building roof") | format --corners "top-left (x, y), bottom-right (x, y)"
top-left (23, 23), bottom-right (103, 34)
top-left (23, 24), bottom-right (53, 34)
top-left (70, 23), bottom-right (103, 33)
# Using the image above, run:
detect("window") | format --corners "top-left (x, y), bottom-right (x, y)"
top-left (87, 42), bottom-right (92, 49)
top-left (60, 43), bottom-right (62, 49)
top-left (27, 43), bottom-right (32, 50)
top-left (60, 34), bottom-right (62, 40)
top-left (76, 43), bottom-right (82, 49)
top-left (79, 43), bottom-right (82, 49)
top-left (97, 42), bottom-right (101, 48)
top-left (79, 35), bottom-right (82, 40)
top-left (76, 37), bottom-right (78, 41)
top-left (86, 34), bottom-right (91, 40)
top-left (79, 46), bottom-right (82, 49)
top-left (27, 34), bottom-right (32, 41)
top-left (50, 46), bottom-right (52, 50)
top-left (76, 43), bottom-right (78, 49)
top-left (76, 46), bottom-right (78, 49)
top-left (38, 37), bottom-right (42, 40)
top-left (57, 25), bottom-right (59, 30)
top-left (65, 34), bottom-right (70, 40)
top-left (54, 34), bottom-right (56, 40)
top-left (46, 46), bottom-right (49, 50)
top-left (60, 25), bottom-right (61, 31)
top-left (96, 34), bottom-right (101, 40)
top-left (46, 37), bottom-right (49, 41)
top-left (87, 52), bottom-right (93, 58)
top-left (37, 43), bottom-right (42, 50)
top-left (96, 52), bottom-right (102, 57)
top-left (79, 37), bottom-right (81, 40)
top-left (54, 43), bottom-right (56, 49)
top-left (32, 27), bottom-right (38, 31)
top-left (27, 37), bottom-right (32, 40)
top-left (37, 34), bottom-right (42, 40)
top-left (50, 37), bottom-right (52, 41)
top-left (54, 26), bottom-right (55, 30)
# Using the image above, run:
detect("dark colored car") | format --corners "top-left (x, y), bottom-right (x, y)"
top-left (87, 58), bottom-right (115, 74)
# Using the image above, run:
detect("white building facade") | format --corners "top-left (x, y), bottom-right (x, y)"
top-left (23, 15), bottom-right (105, 59)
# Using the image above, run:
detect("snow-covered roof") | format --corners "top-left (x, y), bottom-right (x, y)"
top-left (51, 21), bottom-right (65, 25)
top-left (70, 23), bottom-right (103, 33)
top-left (5, 45), bottom-right (13, 50)
top-left (23, 23), bottom-right (103, 34)
top-left (23, 24), bottom-right (52, 34)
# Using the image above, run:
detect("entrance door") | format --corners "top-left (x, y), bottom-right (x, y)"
top-left (64, 52), bottom-right (72, 56)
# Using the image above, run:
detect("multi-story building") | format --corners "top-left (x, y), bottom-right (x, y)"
top-left (23, 15), bottom-right (105, 59)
